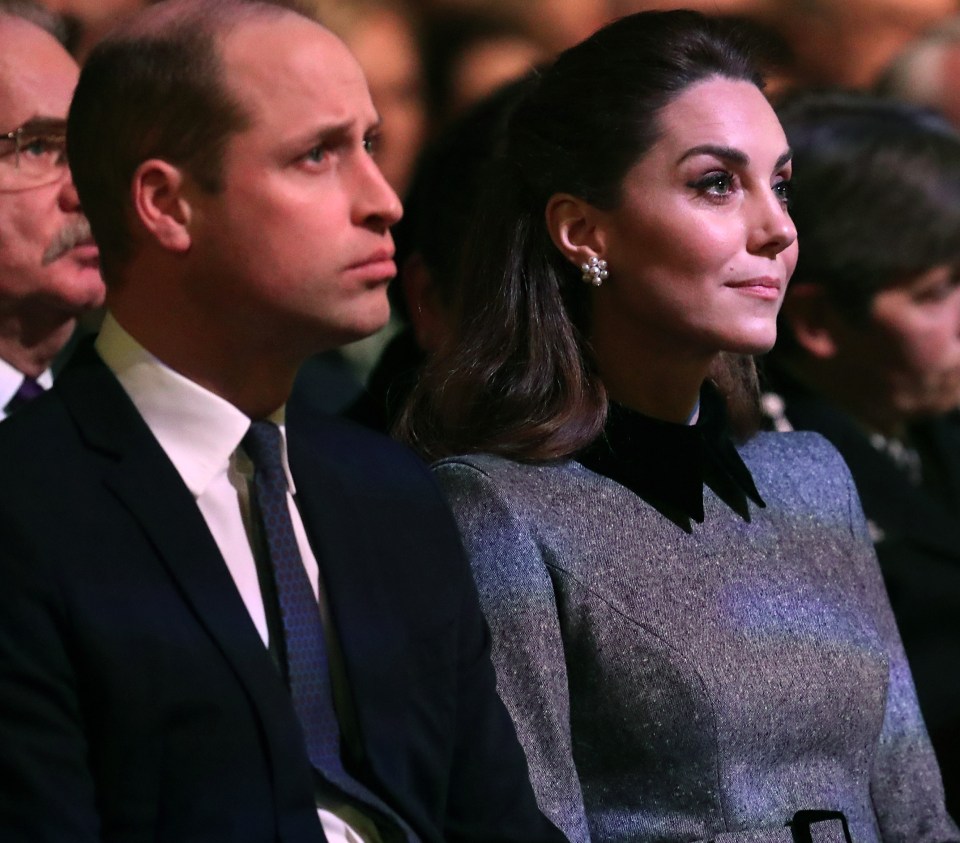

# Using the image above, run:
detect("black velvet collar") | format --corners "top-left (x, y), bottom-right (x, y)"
top-left (575, 385), bottom-right (765, 532)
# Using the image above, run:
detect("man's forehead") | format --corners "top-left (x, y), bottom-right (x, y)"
top-left (0, 16), bottom-right (77, 126)
top-left (219, 14), bottom-right (375, 127)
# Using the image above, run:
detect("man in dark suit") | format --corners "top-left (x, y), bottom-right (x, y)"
top-left (0, 6), bottom-right (104, 420)
top-left (0, 2), bottom-right (565, 842)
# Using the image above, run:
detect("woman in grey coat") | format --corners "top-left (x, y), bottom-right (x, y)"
top-left (399, 10), bottom-right (958, 843)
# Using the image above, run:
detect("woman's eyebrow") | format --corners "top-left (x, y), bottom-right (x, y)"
top-left (677, 146), bottom-right (793, 171)
top-left (678, 144), bottom-right (748, 165)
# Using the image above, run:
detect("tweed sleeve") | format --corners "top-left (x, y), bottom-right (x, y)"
top-left (433, 459), bottom-right (593, 843)
top-left (831, 455), bottom-right (960, 842)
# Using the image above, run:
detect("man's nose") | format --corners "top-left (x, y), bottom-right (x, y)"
top-left (57, 173), bottom-right (82, 213)
top-left (353, 154), bottom-right (403, 230)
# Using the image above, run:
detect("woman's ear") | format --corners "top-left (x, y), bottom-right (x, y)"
top-left (130, 159), bottom-right (194, 254)
top-left (545, 192), bottom-right (607, 266)
top-left (780, 283), bottom-right (842, 359)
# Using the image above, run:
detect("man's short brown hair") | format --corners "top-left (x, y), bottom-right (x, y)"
top-left (66, 0), bottom-right (302, 282)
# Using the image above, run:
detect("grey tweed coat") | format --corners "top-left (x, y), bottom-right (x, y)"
top-left (433, 431), bottom-right (957, 843)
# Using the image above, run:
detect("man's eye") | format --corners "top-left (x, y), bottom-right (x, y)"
top-left (305, 145), bottom-right (326, 164)
top-left (21, 136), bottom-right (63, 158)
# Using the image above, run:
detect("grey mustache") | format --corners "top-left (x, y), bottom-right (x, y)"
top-left (42, 218), bottom-right (94, 265)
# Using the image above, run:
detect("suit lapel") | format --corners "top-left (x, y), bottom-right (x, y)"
top-left (55, 344), bottom-right (316, 785)
top-left (287, 421), bottom-right (410, 761)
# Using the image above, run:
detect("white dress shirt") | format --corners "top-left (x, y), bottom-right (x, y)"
top-left (95, 313), bottom-right (373, 843)
top-left (0, 357), bottom-right (53, 421)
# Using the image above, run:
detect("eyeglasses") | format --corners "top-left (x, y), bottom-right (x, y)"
top-left (0, 119), bottom-right (68, 191)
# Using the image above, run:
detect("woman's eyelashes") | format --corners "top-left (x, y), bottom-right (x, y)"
top-left (772, 177), bottom-right (791, 205)
top-left (688, 170), bottom-right (736, 201)
top-left (686, 169), bottom-right (793, 206)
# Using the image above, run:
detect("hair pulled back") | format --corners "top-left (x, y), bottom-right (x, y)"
top-left (400, 10), bottom-right (765, 461)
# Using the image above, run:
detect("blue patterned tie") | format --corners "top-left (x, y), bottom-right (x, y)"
top-left (242, 421), bottom-right (413, 841)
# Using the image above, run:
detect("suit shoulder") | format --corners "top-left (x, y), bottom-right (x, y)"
top-left (288, 412), bottom-right (445, 510)
top-left (0, 392), bottom-right (78, 470)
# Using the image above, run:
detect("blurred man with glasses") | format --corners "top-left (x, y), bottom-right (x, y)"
top-left (0, 8), bottom-right (104, 420)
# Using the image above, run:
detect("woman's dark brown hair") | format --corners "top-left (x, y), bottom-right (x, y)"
top-left (399, 9), bottom-right (769, 461)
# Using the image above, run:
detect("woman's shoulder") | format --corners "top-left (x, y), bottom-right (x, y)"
top-left (431, 453), bottom-right (601, 514)
top-left (740, 429), bottom-right (860, 508)
top-left (741, 428), bottom-right (849, 470)
top-left (433, 452), bottom-right (583, 483)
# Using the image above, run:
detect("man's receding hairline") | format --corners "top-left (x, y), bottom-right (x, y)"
top-left (105, 0), bottom-right (309, 49)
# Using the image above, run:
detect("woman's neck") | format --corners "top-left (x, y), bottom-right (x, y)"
top-left (592, 334), bottom-right (713, 424)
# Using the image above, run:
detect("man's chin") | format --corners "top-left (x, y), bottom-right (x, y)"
top-left (47, 267), bottom-right (107, 314)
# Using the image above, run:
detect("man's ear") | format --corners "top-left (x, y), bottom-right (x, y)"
top-left (130, 159), bottom-right (193, 253)
top-left (780, 283), bottom-right (842, 359)
top-left (545, 192), bottom-right (607, 266)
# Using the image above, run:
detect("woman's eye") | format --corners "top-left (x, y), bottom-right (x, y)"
top-left (690, 171), bottom-right (734, 198)
top-left (773, 179), bottom-right (791, 205)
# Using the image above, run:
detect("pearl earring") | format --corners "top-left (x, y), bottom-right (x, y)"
top-left (580, 256), bottom-right (608, 287)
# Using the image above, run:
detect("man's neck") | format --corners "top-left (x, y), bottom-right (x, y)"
top-left (104, 308), bottom-right (300, 420)
top-left (0, 316), bottom-right (75, 378)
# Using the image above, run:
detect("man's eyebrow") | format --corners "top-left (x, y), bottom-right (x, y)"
top-left (3, 116), bottom-right (67, 136)
top-left (300, 114), bottom-right (383, 141)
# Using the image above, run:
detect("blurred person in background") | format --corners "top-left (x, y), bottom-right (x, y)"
top-left (301, 0), bottom-right (426, 198)
top-left (613, 0), bottom-right (953, 89)
top-left (877, 17), bottom-right (960, 132)
top-left (764, 91), bottom-right (960, 813)
top-left (0, 3), bottom-right (104, 421)
top-left (408, 0), bottom-right (608, 54)
top-left (419, 8), bottom-right (545, 128)
top-left (341, 75), bottom-right (533, 432)
top-left (37, 0), bottom-right (149, 59)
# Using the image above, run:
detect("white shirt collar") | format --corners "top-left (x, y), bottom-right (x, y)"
top-left (0, 357), bottom-right (53, 417)
top-left (94, 312), bottom-right (295, 497)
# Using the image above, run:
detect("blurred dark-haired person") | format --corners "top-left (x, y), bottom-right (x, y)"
top-left (340, 75), bottom-right (533, 433)
top-left (764, 90), bottom-right (960, 813)
top-left (0, 1), bottom-right (568, 841)
top-left (0, 7), bottom-right (103, 421)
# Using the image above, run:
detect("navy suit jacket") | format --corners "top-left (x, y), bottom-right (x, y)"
top-left (0, 343), bottom-right (563, 843)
